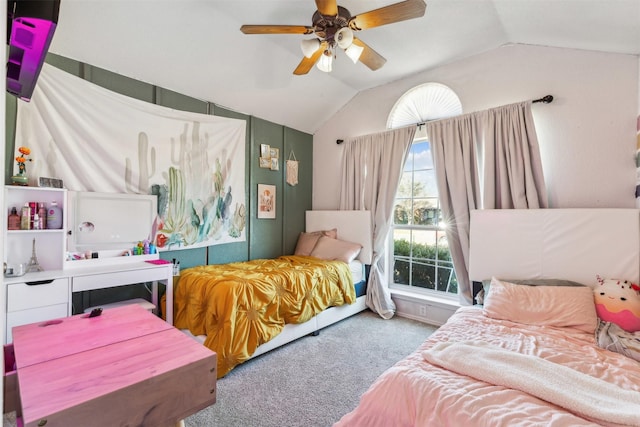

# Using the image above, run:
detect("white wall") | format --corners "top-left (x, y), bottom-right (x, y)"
top-left (313, 44), bottom-right (639, 209)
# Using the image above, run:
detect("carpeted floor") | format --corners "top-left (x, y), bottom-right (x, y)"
top-left (185, 310), bottom-right (437, 427)
top-left (3, 309), bottom-right (438, 427)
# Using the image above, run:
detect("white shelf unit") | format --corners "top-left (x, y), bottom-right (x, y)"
top-left (4, 186), bottom-right (67, 272)
top-left (2, 186), bottom-right (174, 344)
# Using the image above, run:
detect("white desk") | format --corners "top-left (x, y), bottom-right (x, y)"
top-left (69, 261), bottom-right (174, 324)
top-left (4, 258), bottom-right (175, 344)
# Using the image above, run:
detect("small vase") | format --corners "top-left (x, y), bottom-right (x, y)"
top-left (11, 170), bottom-right (28, 186)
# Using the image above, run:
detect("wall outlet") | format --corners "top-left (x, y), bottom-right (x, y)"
top-left (419, 305), bottom-right (427, 316)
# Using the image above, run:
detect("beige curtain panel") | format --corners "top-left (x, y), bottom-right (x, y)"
top-left (427, 100), bottom-right (548, 305)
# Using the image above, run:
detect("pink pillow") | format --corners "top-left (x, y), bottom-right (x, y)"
top-left (309, 236), bottom-right (362, 263)
top-left (294, 229), bottom-right (337, 256)
top-left (483, 277), bottom-right (598, 333)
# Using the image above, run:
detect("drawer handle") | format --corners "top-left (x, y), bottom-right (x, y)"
top-left (25, 280), bottom-right (55, 286)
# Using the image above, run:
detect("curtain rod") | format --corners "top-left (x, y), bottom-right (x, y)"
top-left (336, 94), bottom-right (554, 144)
top-left (533, 95), bottom-right (554, 104)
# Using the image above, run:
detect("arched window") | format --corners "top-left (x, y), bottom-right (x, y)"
top-left (387, 82), bottom-right (462, 128)
top-left (388, 83), bottom-right (461, 298)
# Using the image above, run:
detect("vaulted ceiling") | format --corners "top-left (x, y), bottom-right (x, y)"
top-left (49, 0), bottom-right (640, 134)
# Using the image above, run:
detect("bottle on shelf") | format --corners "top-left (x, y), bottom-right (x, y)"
top-left (46, 200), bottom-right (63, 229)
top-left (8, 207), bottom-right (20, 230)
top-left (37, 202), bottom-right (47, 230)
top-left (20, 203), bottom-right (31, 230)
top-left (28, 202), bottom-right (37, 229)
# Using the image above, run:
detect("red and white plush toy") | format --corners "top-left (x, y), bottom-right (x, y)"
top-left (594, 275), bottom-right (640, 332)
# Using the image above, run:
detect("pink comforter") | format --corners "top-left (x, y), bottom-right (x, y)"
top-left (335, 307), bottom-right (640, 427)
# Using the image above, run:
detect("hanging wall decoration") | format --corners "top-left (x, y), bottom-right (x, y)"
top-left (286, 151), bottom-right (299, 186)
top-left (15, 64), bottom-right (247, 250)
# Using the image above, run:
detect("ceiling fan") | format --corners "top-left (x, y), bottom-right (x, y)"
top-left (240, 0), bottom-right (427, 75)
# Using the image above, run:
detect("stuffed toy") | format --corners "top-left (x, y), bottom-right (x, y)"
top-left (594, 276), bottom-right (640, 332)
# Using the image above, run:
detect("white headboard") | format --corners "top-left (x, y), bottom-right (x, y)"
top-left (469, 209), bottom-right (640, 286)
top-left (306, 210), bottom-right (373, 264)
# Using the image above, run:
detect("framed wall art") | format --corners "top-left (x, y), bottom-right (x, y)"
top-left (260, 144), bottom-right (271, 158)
top-left (257, 184), bottom-right (276, 219)
top-left (259, 157), bottom-right (271, 168)
top-left (270, 157), bottom-right (279, 170)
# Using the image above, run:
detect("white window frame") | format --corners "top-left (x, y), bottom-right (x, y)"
top-left (386, 83), bottom-right (462, 300)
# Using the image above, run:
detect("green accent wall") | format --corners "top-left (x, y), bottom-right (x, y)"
top-left (283, 127), bottom-right (313, 255)
top-left (5, 52), bottom-right (313, 311)
top-left (250, 117), bottom-right (284, 260)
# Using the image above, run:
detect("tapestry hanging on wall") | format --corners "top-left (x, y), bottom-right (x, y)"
top-left (15, 63), bottom-right (247, 250)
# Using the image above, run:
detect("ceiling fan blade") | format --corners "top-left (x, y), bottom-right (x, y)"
top-left (352, 38), bottom-right (386, 71)
top-left (349, 0), bottom-right (427, 31)
top-left (293, 41), bottom-right (327, 75)
top-left (240, 25), bottom-right (314, 35)
top-left (315, 0), bottom-right (338, 16)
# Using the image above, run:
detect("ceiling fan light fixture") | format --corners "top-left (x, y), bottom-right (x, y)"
top-left (316, 50), bottom-right (333, 72)
top-left (300, 38), bottom-right (321, 58)
top-left (345, 43), bottom-right (364, 63)
top-left (335, 27), bottom-right (354, 49)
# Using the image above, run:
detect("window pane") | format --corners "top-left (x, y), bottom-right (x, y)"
top-left (411, 261), bottom-right (436, 290)
top-left (403, 150), bottom-right (413, 172)
top-left (412, 198), bottom-right (439, 226)
top-left (397, 171), bottom-right (413, 198)
top-left (393, 229), bottom-right (411, 284)
top-left (393, 200), bottom-right (411, 225)
top-left (436, 265), bottom-right (452, 292)
top-left (393, 258), bottom-right (410, 285)
top-left (411, 229), bottom-right (437, 257)
top-left (393, 229), bottom-right (411, 250)
top-left (411, 141), bottom-right (432, 170)
top-left (436, 230), bottom-right (449, 259)
top-left (412, 170), bottom-right (438, 198)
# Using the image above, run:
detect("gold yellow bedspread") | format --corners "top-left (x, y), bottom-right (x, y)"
top-left (173, 255), bottom-right (355, 378)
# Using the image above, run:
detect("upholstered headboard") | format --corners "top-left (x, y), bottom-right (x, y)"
top-left (306, 210), bottom-right (373, 265)
top-left (469, 209), bottom-right (640, 286)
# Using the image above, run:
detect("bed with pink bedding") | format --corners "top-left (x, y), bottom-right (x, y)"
top-left (335, 209), bottom-right (640, 427)
top-left (336, 304), bottom-right (640, 426)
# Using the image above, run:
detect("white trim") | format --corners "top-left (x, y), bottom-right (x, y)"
top-left (391, 288), bottom-right (460, 309)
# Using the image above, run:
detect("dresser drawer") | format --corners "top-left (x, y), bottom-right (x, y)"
top-left (7, 278), bottom-right (69, 312)
top-left (6, 303), bottom-right (69, 343)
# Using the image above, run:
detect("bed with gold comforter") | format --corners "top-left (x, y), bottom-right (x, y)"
top-left (173, 255), bottom-right (355, 378)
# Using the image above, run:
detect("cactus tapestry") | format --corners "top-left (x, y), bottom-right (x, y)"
top-left (15, 63), bottom-right (247, 249)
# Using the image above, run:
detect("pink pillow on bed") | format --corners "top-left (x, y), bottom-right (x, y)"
top-left (483, 277), bottom-right (598, 333)
top-left (294, 229), bottom-right (338, 256)
top-left (310, 236), bottom-right (362, 263)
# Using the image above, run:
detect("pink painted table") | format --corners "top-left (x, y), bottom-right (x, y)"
top-left (12, 305), bottom-right (216, 427)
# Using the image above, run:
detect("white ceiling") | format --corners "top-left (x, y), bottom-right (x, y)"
top-left (48, 0), bottom-right (640, 134)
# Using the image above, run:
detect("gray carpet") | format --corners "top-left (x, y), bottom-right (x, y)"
top-left (186, 310), bottom-right (437, 427)
top-left (2, 310), bottom-right (437, 427)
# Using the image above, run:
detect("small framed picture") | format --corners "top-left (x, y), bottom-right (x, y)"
top-left (258, 184), bottom-right (276, 219)
top-left (38, 177), bottom-right (63, 188)
top-left (270, 158), bottom-right (279, 171)
top-left (260, 144), bottom-right (271, 159)
top-left (259, 157), bottom-right (271, 168)
top-left (270, 147), bottom-right (279, 159)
